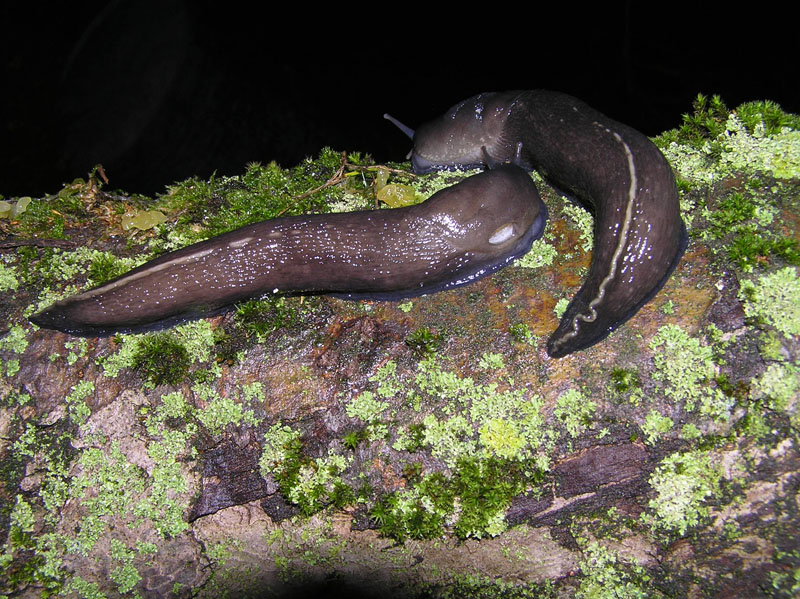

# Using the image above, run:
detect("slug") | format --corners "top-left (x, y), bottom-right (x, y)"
top-left (30, 164), bottom-right (547, 336)
top-left (387, 90), bottom-right (687, 357)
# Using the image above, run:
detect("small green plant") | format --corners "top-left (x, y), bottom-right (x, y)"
top-left (678, 94), bottom-right (731, 146)
top-left (131, 333), bottom-right (191, 386)
top-left (405, 327), bottom-right (444, 357)
top-left (342, 428), bottom-right (367, 451)
top-left (508, 322), bottom-right (535, 344)
top-left (611, 367), bottom-right (640, 393)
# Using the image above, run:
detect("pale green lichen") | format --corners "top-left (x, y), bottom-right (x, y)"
top-left (422, 413), bottom-right (476, 467)
top-left (285, 450), bottom-right (352, 508)
top-left (9, 494), bottom-right (36, 533)
top-left (65, 380), bottom-right (94, 426)
top-left (479, 419), bottom-right (526, 460)
top-left (681, 423), bottom-right (702, 440)
top-left (65, 338), bottom-right (89, 365)
top-left (259, 422), bottom-right (302, 475)
top-left (516, 238), bottom-right (557, 269)
top-left (62, 576), bottom-right (107, 599)
top-left (649, 325), bottom-right (733, 422)
top-left (345, 390), bottom-right (389, 440)
top-left (478, 352), bottom-right (505, 370)
top-left (562, 202), bottom-right (594, 252)
top-left (554, 298), bottom-right (570, 320)
top-left (576, 541), bottom-right (649, 599)
top-left (0, 325), bottom-right (29, 354)
top-left (755, 362), bottom-right (800, 427)
top-left (196, 394), bottom-right (260, 435)
top-left (739, 267), bottom-right (800, 339)
top-left (641, 409), bottom-right (674, 445)
top-left (554, 389), bottom-right (596, 438)
top-left (0, 260), bottom-right (19, 292)
top-left (717, 115), bottom-right (800, 179)
top-left (109, 538), bottom-right (142, 594)
top-left (643, 449), bottom-right (723, 536)
top-left (398, 300), bottom-right (414, 313)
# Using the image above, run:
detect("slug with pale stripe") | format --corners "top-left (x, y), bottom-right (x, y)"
top-left (386, 90), bottom-right (687, 357)
top-left (30, 164), bottom-right (546, 337)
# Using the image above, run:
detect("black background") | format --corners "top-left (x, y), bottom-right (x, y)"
top-left (2, 1), bottom-right (797, 198)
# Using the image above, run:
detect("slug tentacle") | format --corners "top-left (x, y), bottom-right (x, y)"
top-left (30, 164), bottom-right (546, 337)
top-left (403, 89), bottom-right (687, 357)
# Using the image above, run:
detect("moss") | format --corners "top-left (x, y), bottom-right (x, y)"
top-left (341, 428), bottom-right (367, 451)
top-left (234, 296), bottom-right (304, 339)
top-left (659, 94), bottom-right (800, 189)
top-left (739, 267), bottom-right (800, 338)
top-left (284, 451), bottom-right (352, 515)
top-left (158, 149), bottom-right (349, 243)
top-left (405, 326), bottom-right (445, 357)
top-left (259, 423), bottom-right (353, 516)
top-left (86, 252), bottom-right (140, 286)
top-left (610, 366), bottom-right (641, 394)
top-left (428, 574), bottom-right (555, 599)
top-left (371, 456), bottom-right (538, 542)
top-left (131, 333), bottom-right (191, 386)
top-left (726, 227), bottom-right (800, 272)
top-left (100, 320), bottom-right (219, 386)
top-left (509, 322), bottom-right (535, 345)
top-left (643, 449), bottom-right (724, 536)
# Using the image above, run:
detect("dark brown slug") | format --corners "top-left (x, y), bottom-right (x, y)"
top-left (387, 90), bottom-right (687, 357)
top-left (30, 164), bottom-right (547, 337)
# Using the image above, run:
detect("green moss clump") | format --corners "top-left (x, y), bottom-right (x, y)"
top-left (736, 100), bottom-right (800, 135)
top-left (509, 322), bottom-right (535, 345)
top-left (610, 366), bottom-right (641, 394)
top-left (131, 333), bottom-right (191, 386)
top-left (371, 456), bottom-right (538, 542)
top-left (405, 327), bottom-right (444, 357)
top-left (234, 296), bottom-right (301, 339)
top-left (671, 94), bottom-right (731, 147)
top-left (86, 252), bottom-right (138, 286)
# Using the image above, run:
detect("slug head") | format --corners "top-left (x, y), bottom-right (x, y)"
top-left (410, 92), bottom-right (525, 174)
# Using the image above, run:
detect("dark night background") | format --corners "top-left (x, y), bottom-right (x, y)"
top-left (2, 1), bottom-right (797, 199)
